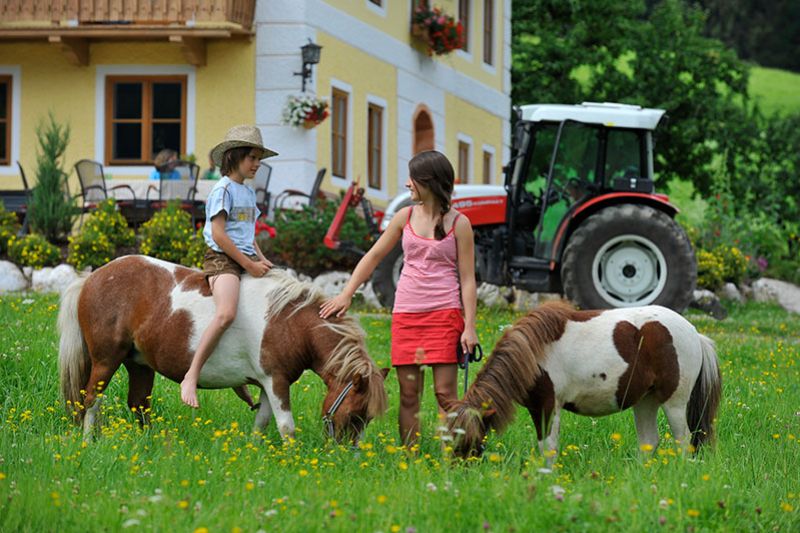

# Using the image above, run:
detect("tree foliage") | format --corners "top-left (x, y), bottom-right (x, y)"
top-left (28, 113), bottom-right (76, 242)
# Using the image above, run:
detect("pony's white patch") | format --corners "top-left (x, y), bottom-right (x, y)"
top-left (168, 274), bottom-right (281, 389)
top-left (544, 306), bottom-right (702, 416)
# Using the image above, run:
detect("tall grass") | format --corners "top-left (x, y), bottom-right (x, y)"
top-left (0, 294), bottom-right (798, 531)
top-left (749, 66), bottom-right (800, 116)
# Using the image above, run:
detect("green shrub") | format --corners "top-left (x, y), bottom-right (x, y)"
top-left (139, 202), bottom-right (195, 264)
top-left (714, 244), bottom-right (748, 285)
top-left (84, 199), bottom-right (135, 248)
top-left (268, 198), bottom-right (373, 276)
top-left (7, 233), bottom-right (61, 268)
top-left (28, 113), bottom-right (77, 242)
top-left (181, 228), bottom-right (206, 269)
top-left (0, 202), bottom-right (21, 254)
top-left (66, 226), bottom-right (115, 271)
top-left (696, 248), bottom-right (725, 291)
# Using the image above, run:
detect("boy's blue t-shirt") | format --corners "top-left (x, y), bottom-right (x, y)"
top-left (149, 169), bottom-right (181, 180)
top-left (203, 177), bottom-right (260, 256)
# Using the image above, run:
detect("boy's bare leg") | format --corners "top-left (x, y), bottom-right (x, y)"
top-left (180, 273), bottom-right (240, 408)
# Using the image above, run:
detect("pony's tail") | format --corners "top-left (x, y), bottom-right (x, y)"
top-left (58, 276), bottom-right (89, 418)
top-left (687, 334), bottom-right (722, 449)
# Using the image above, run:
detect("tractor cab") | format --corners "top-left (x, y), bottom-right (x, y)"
top-left (507, 102), bottom-right (665, 262)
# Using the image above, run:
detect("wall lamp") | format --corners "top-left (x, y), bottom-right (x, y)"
top-left (294, 39), bottom-right (323, 92)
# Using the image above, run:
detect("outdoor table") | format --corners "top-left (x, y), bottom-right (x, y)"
top-left (86, 179), bottom-right (217, 202)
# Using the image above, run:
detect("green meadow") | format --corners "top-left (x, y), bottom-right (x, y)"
top-left (0, 293), bottom-right (798, 531)
top-left (749, 66), bottom-right (800, 116)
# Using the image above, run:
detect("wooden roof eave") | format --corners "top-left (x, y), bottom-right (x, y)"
top-left (0, 24), bottom-right (253, 67)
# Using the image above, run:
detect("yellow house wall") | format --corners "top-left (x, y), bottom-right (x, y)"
top-left (322, 0), bottom-right (504, 91)
top-left (314, 30), bottom-right (398, 198)
top-left (0, 39), bottom-right (254, 189)
top-left (445, 92), bottom-right (503, 184)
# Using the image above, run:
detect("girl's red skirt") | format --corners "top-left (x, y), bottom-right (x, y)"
top-left (391, 308), bottom-right (464, 366)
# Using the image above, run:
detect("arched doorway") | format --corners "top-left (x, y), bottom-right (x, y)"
top-left (413, 105), bottom-right (434, 155)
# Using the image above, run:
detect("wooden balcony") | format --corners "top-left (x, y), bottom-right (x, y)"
top-left (0, 1), bottom-right (256, 66)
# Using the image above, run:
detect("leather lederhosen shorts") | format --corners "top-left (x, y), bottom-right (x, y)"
top-left (202, 248), bottom-right (258, 281)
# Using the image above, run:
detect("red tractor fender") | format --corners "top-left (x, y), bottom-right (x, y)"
top-left (548, 192), bottom-right (679, 270)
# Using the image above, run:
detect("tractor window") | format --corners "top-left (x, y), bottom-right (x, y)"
top-left (604, 129), bottom-right (644, 186)
top-left (534, 123), bottom-right (600, 259)
top-left (523, 123), bottom-right (558, 198)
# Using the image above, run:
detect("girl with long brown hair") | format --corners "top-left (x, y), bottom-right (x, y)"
top-left (320, 150), bottom-right (478, 446)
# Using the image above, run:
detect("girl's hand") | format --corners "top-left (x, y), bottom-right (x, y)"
top-left (320, 293), bottom-right (352, 319)
top-left (460, 326), bottom-right (479, 357)
top-left (247, 259), bottom-right (270, 278)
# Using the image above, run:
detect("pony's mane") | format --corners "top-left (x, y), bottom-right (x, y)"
top-left (463, 300), bottom-right (578, 432)
top-left (262, 269), bottom-right (388, 418)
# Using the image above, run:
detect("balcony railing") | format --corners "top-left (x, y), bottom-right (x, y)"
top-left (0, 0), bottom-right (255, 31)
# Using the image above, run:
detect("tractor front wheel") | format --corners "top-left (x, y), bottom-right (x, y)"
top-left (372, 243), bottom-right (404, 308)
top-left (561, 205), bottom-right (696, 311)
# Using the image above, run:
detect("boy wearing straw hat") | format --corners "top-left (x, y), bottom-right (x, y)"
top-left (180, 125), bottom-right (278, 408)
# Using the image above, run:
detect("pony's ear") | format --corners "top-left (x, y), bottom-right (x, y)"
top-left (353, 373), bottom-right (366, 392)
top-left (380, 367), bottom-right (390, 380)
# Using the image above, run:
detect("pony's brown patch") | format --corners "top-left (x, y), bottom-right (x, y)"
top-left (174, 266), bottom-right (212, 297)
top-left (612, 320), bottom-right (680, 409)
top-left (522, 369), bottom-right (556, 440)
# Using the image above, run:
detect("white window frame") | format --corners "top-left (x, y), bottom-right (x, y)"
top-left (95, 65), bottom-right (196, 176)
top-left (481, 143), bottom-right (496, 184)
top-left (329, 78), bottom-right (353, 188)
top-left (365, 94), bottom-right (388, 200)
top-left (0, 66), bottom-right (21, 176)
top-left (365, 0), bottom-right (387, 17)
top-left (457, 133), bottom-right (473, 184)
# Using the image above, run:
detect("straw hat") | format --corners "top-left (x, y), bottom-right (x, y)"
top-left (210, 125), bottom-right (278, 167)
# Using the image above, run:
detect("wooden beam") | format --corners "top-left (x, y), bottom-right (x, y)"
top-left (48, 35), bottom-right (89, 66)
top-left (169, 35), bottom-right (206, 67)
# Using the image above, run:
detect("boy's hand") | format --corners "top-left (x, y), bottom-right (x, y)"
top-left (247, 259), bottom-right (270, 278)
top-left (320, 293), bottom-right (352, 319)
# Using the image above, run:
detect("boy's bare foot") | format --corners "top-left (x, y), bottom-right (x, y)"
top-left (180, 377), bottom-right (200, 408)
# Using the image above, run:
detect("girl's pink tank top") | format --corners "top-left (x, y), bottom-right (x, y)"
top-left (393, 207), bottom-right (462, 313)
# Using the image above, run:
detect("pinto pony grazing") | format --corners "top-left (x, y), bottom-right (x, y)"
top-left (447, 301), bottom-right (721, 459)
top-left (58, 255), bottom-right (388, 442)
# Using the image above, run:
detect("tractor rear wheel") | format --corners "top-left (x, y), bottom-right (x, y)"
top-left (372, 243), bottom-right (404, 308)
top-left (561, 204), bottom-right (696, 311)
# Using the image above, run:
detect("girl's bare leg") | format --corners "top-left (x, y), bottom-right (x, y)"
top-left (397, 365), bottom-right (424, 446)
top-left (180, 274), bottom-right (240, 408)
top-left (432, 364), bottom-right (459, 415)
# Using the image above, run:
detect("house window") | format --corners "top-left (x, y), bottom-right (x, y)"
top-left (483, 0), bottom-right (494, 65)
top-left (458, 140), bottom-right (471, 183)
top-left (331, 88), bottom-right (349, 178)
top-left (105, 76), bottom-right (186, 165)
top-left (368, 0), bottom-right (382, 6)
top-left (459, 0), bottom-right (470, 52)
top-left (0, 76), bottom-right (10, 166)
top-left (482, 149), bottom-right (493, 184)
top-left (367, 103), bottom-right (383, 190)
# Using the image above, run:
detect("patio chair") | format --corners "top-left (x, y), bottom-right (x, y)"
top-left (274, 167), bottom-right (327, 211)
top-left (9, 161), bottom-right (32, 235)
top-left (253, 163), bottom-right (273, 217)
top-left (147, 161), bottom-right (204, 226)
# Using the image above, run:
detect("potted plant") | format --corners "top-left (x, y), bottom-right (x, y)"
top-left (411, 4), bottom-right (464, 56)
top-left (282, 93), bottom-right (330, 129)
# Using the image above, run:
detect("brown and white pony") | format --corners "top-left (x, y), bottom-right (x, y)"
top-left (447, 301), bottom-right (721, 459)
top-left (58, 255), bottom-right (388, 442)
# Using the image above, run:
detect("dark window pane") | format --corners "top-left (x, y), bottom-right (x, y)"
top-left (152, 122), bottom-right (181, 156)
top-left (114, 83), bottom-right (142, 119)
top-left (113, 123), bottom-right (142, 159)
top-left (152, 83), bottom-right (182, 119)
top-left (0, 82), bottom-right (7, 120)
top-left (0, 123), bottom-right (7, 160)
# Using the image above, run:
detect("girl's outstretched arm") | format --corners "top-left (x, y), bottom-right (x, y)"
top-left (319, 207), bottom-right (409, 318)
top-left (455, 215), bottom-right (478, 354)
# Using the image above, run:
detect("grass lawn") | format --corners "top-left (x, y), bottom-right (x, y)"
top-left (0, 293), bottom-right (798, 531)
top-left (749, 66), bottom-right (800, 116)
